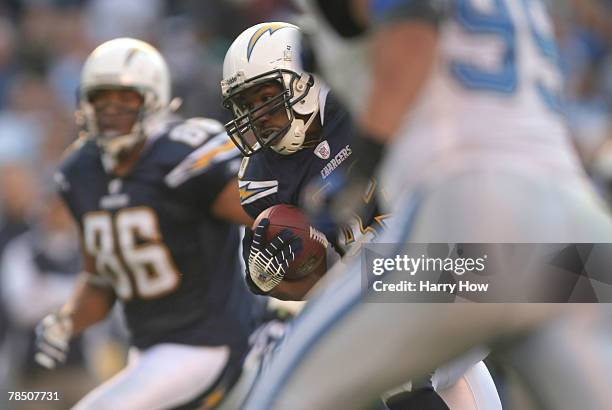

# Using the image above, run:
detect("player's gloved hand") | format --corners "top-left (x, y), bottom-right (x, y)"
top-left (34, 312), bottom-right (73, 369)
top-left (243, 218), bottom-right (304, 294)
top-left (302, 133), bottom-right (386, 239)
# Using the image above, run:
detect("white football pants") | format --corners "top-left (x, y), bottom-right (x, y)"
top-left (72, 343), bottom-right (230, 410)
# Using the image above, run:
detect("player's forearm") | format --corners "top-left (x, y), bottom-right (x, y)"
top-left (361, 21), bottom-right (438, 141)
top-left (212, 178), bottom-right (254, 226)
top-left (59, 272), bottom-right (115, 336)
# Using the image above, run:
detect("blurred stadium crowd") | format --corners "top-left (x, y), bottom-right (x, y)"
top-left (0, 0), bottom-right (609, 409)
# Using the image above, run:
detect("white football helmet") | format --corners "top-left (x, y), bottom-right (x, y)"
top-left (221, 22), bottom-right (323, 156)
top-left (79, 37), bottom-right (171, 165)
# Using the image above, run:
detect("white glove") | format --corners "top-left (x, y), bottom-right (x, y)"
top-left (34, 313), bottom-right (73, 369)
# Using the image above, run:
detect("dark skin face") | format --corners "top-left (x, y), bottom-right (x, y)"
top-left (235, 81), bottom-right (321, 146)
top-left (88, 89), bottom-right (145, 176)
top-left (89, 89), bottom-right (144, 136)
top-left (236, 82), bottom-right (289, 139)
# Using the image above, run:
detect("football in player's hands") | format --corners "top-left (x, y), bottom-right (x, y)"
top-left (254, 204), bottom-right (328, 280)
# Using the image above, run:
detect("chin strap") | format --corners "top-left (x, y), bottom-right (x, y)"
top-left (272, 105), bottom-right (320, 155)
top-left (97, 105), bottom-right (174, 172)
top-left (295, 105), bottom-right (320, 139)
top-left (98, 129), bottom-right (143, 172)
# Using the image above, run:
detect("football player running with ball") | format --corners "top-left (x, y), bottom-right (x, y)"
top-left (222, 22), bottom-right (388, 301)
top-left (221, 22), bottom-right (501, 410)
top-left (241, 1), bottom-right (612, 409)
top-left (34, 38), bottom-right (264, 410)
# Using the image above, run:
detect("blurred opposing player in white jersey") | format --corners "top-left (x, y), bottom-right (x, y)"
top-left (304, 0), bottom-right (611, 240)
top-left (240, 0), bottom-right (612, 409)
top-left (374, 1), bottom-right (610, 242)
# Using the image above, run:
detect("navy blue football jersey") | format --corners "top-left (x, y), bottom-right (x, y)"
top-left (238, 92), bottom-right (389, 252)
top-left (56, 118), bottom-right (261, 350)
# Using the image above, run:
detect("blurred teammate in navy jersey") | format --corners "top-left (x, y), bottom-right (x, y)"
top-left (34, 37), bottom-right (263, 410)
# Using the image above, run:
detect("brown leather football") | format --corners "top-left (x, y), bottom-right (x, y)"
top-left (253, 204), bottom-right (328, 280)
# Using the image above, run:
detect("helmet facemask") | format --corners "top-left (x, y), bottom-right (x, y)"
top-left (80, 86), bottom-right (158, 170)
top-left (223, 69), bottom-right (317, 156)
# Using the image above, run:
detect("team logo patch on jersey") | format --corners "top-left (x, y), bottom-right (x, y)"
top-left (239, 180), bottom-right (278, 205)
top-left (100, 193), bottom-right (129, 209)
top-left (108, 178), bottom-right (122, 195)
top-left (100, 178), bottom-right (129, 209)
top-left (314, 140), bottom-right (331, 160)
top-left (320, 144), bottom-right (352, 179)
